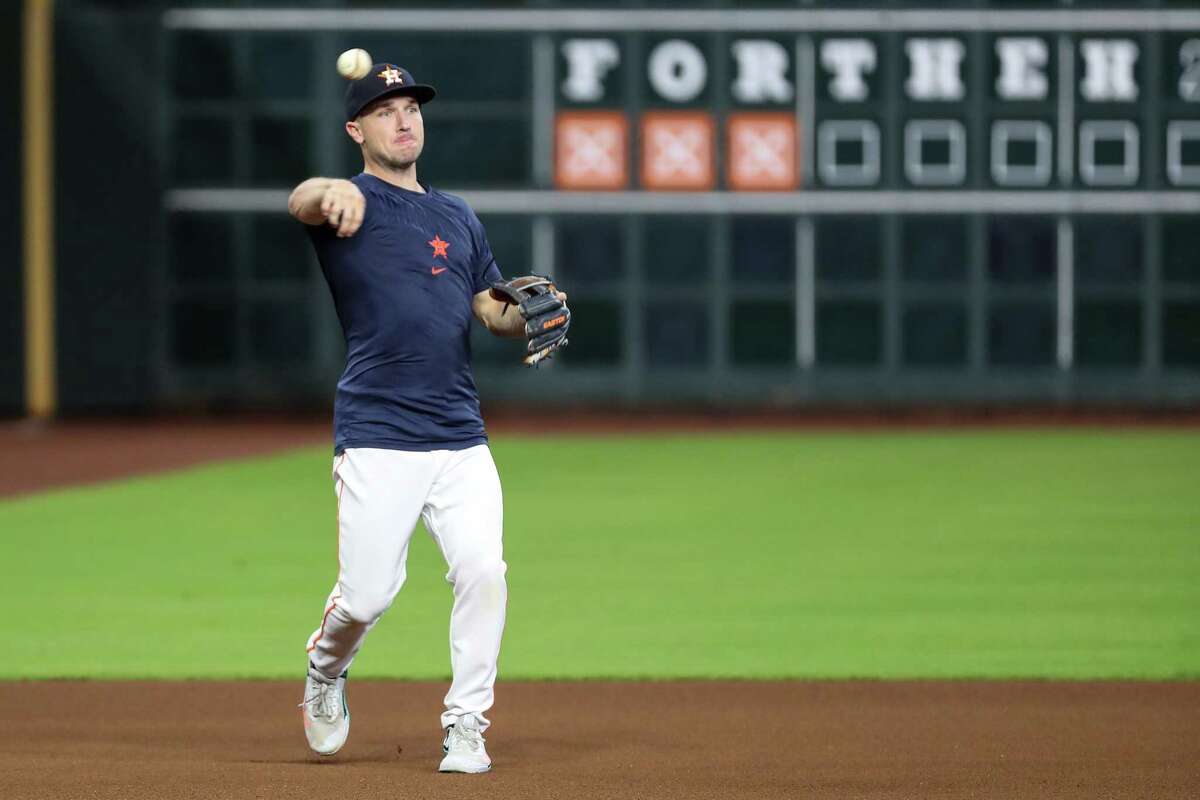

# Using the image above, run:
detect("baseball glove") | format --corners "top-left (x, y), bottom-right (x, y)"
top-left (489, 275), bottom-right (571, 366)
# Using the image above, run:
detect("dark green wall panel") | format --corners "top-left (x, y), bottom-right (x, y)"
top-left (53, 10), bottom-right (160, 411)
top-left (0, 6), bottom-right (23, 415)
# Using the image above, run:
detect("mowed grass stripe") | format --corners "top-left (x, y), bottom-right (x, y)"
top-left (2, 431), bottom-right (1197, 680)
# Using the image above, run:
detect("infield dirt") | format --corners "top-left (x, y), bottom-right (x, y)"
top-left (2, 680), bottom-right (1197, 799)
top-left (4, 418), bottom-right (1197, 797)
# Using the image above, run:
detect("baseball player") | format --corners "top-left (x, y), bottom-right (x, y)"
top-left (288, 61), bottom-right (569, 773)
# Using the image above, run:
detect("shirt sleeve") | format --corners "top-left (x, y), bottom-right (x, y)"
top-left (469, 211), bottom-right (504, 294)
top-left (303, 180), bottom-right (374, 256)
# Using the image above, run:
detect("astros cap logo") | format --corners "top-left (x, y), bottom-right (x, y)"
top-left (378, 65), bottom-right (404, 86)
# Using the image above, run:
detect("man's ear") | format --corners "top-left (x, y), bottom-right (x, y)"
top-left (345, 120), bottom-right (365, 145)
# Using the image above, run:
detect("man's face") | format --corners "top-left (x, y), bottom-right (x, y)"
top-left (347, 95), bottom-right (425, 169)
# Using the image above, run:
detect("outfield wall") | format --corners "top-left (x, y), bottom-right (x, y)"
top-left (8, 1), bottom-right (1200, 415)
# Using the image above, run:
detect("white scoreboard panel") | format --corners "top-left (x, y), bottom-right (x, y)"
top-left (552, 30), bottom-right (1200, 192)
top-left (163, 6), bottom-right (1200, 198)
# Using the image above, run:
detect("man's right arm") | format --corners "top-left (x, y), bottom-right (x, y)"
top-left (287, 178), bottom-right (366, 238)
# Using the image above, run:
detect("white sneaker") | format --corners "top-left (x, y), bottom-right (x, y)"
top-left (299, 664), bottom-right (349, 756)
top-left (439, 714), bottom-right (492, 773)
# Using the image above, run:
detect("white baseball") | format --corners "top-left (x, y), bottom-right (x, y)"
top-left (336, 48), bottom-right (373, 80)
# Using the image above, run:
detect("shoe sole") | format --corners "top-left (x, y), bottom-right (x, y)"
top-left (439, 756), bottom-right (491, 773)
top-left (308, 732), bottom-right (348, 757)
top-left (305, 714), bottom-right (350, 757)
top-left (312, 744), bottom-right (344, 757)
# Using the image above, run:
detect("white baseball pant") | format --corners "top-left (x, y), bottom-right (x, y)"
top-left (305, 444), bottom-right (507, 731)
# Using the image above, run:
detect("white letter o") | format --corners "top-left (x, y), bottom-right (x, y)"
top-left (648, 39), bottom-right (708, 102)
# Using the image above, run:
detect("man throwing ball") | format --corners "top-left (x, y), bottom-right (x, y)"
top-left (288, 58), bottom-right (570, 773)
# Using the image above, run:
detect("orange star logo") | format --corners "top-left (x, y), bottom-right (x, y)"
top-left (428, 234), bottom-right (449, 259)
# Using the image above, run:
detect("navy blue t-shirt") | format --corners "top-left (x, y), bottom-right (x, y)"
top-left (305, 173), bottom-right (503, 454)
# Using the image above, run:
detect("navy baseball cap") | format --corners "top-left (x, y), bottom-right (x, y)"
top-left (345, 63), bottom-right (436, 121)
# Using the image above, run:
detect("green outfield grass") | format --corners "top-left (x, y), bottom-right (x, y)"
top-left (2, 430), bottom-right (1198, 680)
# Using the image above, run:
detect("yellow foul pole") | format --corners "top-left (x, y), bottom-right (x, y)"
top-left (23, 0), bottom-right (56, 418)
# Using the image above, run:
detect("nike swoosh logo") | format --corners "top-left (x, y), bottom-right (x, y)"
top-left (431, 267), bottom-right (447, 275)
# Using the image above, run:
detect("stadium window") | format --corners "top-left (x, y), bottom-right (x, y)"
top-left (477, 215), bottom-right (532, 282)
top-left (817, 120), bottom-right (881, 186)
top-left (987, 303), bottom-right (1055, 366)
top-left (644, 303), bottom-right (709, 366)
top-left (644, 217), bottom-right (710, 285)
top-left (903, 304), bottom-right (967, 366)
top-left (470, 324), bottom-right (512, 367)
top-left (556, 301), bottom-right (621, 366)
top-left (990, 120), bottom-right (1052, 186)
top-left (904, 120), bottom-right (967, 186)
top-left (1163, 303), bottom-right (1200, 366)
top-left (1074, 217), bottom-right (1143, 285)
top-left (1163, 216), bottom-right (1200, 284)
top-left (556, 217), bottom-right (624, 284)
top-left (171, 32), bottom-right (235, 101)
top-left (1166, 121), bottom-right (1200, 186)
top-left (1075, 302), bottom-right (1142, 367)
top-left (252, 215), bottom-right (312, 282)
top-left (1079, 120), bottom-right (1140, 186)
top-left (248, 36), bottom-right (313, 101)
top-left (731, 302), bottom-right (795, 366)
top-left (172, 297), bottom-right (237, 367)
top-left (988, 216), bottom-right (1055, 284)
top-left (901, 216), bottom-right (968, 283)
top-left (816, 217), bottom-right (881, 282)
top-left (169, 213), bottom-right (235, 284)
top-left (172, 116), bottom-right (233, 185)
top-left (732, 217), bottom-right (793, 283)
top-left (251, 300), bottom-right (312, 367)
top-left (817, 302), bottom-right (881, 365)
top-left (251, 117), bottom-right (310, 186)
top-left (474, 272), bottom-right (589, 368)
